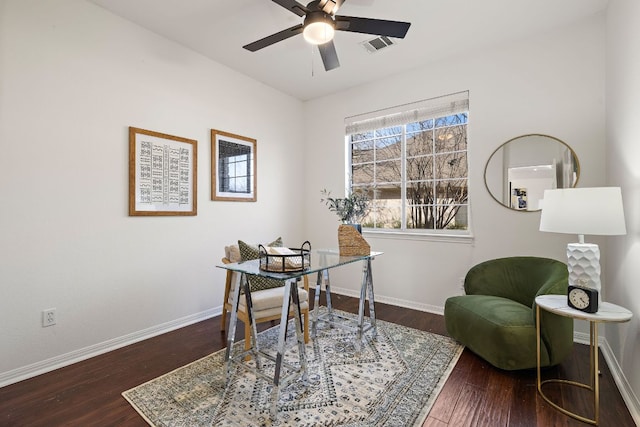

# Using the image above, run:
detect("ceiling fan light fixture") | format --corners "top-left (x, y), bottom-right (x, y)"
top-left (303, 13), bottom-right (335, 45)
top-left (318, 0), bottom-right (344, 15)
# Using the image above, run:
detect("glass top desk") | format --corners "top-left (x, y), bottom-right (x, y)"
top-left (217, 249), bottom-right (382, 419)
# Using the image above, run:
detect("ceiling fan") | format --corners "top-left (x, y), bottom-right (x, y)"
top-left (243, 0), bottom-right (411, 71)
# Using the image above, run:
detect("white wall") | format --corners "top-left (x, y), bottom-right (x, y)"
top-left (606, 0), bottom-right (640, 417)
top-left (0, 0), bottom-right (305, 382)
top-left (303, 14), bottom-right (607, 312)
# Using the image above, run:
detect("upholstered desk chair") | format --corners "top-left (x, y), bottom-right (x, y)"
top-left (220, 245), bottom-right (310, 352)
top-left (444, 256), bottom-right (573, 371)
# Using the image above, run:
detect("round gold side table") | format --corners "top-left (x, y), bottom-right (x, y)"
top-left (535, 295), bottom-right (632, 425)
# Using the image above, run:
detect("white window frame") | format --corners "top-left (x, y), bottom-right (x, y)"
top-left (345, 91), bottom-right (471, 238)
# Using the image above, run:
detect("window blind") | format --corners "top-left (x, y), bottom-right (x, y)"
top-left (345, 90), bottom-right (469, 135)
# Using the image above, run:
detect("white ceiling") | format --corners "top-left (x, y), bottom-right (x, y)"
top-left (86, 0), bottom-right (608, 101)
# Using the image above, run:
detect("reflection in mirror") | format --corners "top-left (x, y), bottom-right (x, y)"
top-left (484, 134), bottom-right (579, 211)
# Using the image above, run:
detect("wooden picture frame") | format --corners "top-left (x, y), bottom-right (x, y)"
top-left (129, 127), bottom-right (197, 216)
top-left (211, 129), bottom-right (257, 202)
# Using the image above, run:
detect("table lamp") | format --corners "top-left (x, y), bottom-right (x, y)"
top-left (539, 187), bottom-right (626, 305)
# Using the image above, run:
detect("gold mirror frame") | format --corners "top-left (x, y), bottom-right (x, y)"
top-left (483, 134), bottom-right (580, 212)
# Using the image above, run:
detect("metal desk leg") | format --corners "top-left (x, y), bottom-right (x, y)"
top-left (365, 258), bottom-right (377, 338)
top-left (270, 279), bottom-right (308, 420)
top-left (242, 275), bottom-right (261, 367)
top-left (324, 269), bottom-right (333, 315)
top-left (225, 273), bottom-right (244, 382)
top-left (356, 262), bottom-right (368, 351)
top-left (356, 258), bottom-right (376, 350)
top-left (312, 271), bottom-right (322, 339)
top-left (291, 280), bottom-right (309, 385)
top-left (312, 268), bottom-right (331, 338)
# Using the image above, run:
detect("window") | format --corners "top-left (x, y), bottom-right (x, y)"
top-left (346, 91), bottom-right (469, 233)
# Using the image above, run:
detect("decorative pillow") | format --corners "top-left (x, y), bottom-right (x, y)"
top-left (238, 237), bottom-right (284, 292)
top-left (225, 244), bottom-right (241, 263)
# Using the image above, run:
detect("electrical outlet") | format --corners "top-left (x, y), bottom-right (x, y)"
top-left (42, 308), bottom-right (56, 327)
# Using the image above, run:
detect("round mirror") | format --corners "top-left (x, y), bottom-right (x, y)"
top-left (484, 134), bottom-right (579, 211)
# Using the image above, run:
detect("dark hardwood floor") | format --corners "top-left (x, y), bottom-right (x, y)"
top-left (0, 293), bottom-right (635, 426)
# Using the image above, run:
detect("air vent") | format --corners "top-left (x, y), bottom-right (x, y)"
top-left (361, 36), bottom-right (396, 53)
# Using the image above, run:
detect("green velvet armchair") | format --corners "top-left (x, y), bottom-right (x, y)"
top-left (444, 256), bottom-right (573, 371)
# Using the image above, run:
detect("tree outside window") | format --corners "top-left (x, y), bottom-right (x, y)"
top-left (347, 92), bottom-right (469, 233)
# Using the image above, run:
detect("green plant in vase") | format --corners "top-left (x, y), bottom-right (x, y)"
top-left (320, 189), bottom-right (370, 232)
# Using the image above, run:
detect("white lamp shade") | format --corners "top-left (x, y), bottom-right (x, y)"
top-left (539, 187), bottom-right (626, 236)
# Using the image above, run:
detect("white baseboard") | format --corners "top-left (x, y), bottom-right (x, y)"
top-left (0, 307), bottom-right (222, 388)
top-left (329, 286), bottom-right (445, 316)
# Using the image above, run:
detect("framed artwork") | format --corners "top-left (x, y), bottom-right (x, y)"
top-left (211, 129), bottom-right (257, 202)
top-left (511, 187), bottom-right (528, 210)
top-left (129, 127), bottom-right (197, 216)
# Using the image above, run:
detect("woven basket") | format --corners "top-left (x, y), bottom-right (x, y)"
top-left (338, 224), bottom-right (370, 256)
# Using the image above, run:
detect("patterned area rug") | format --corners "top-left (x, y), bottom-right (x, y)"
top-left (123, 309), bottom-right (463, 426)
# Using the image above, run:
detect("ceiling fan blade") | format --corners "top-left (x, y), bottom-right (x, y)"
top-left (318, 40), bottom-right (340, 71)
top-left (243, 24), bottom-right (304, 52)
top-left (271, 0), bottom-right (309, 17)
top-left (335, 15), bottom-right (411, 38)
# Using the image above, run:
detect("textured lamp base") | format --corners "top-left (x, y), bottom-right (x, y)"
top-left (566, 243), bottom-right (601, 299)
